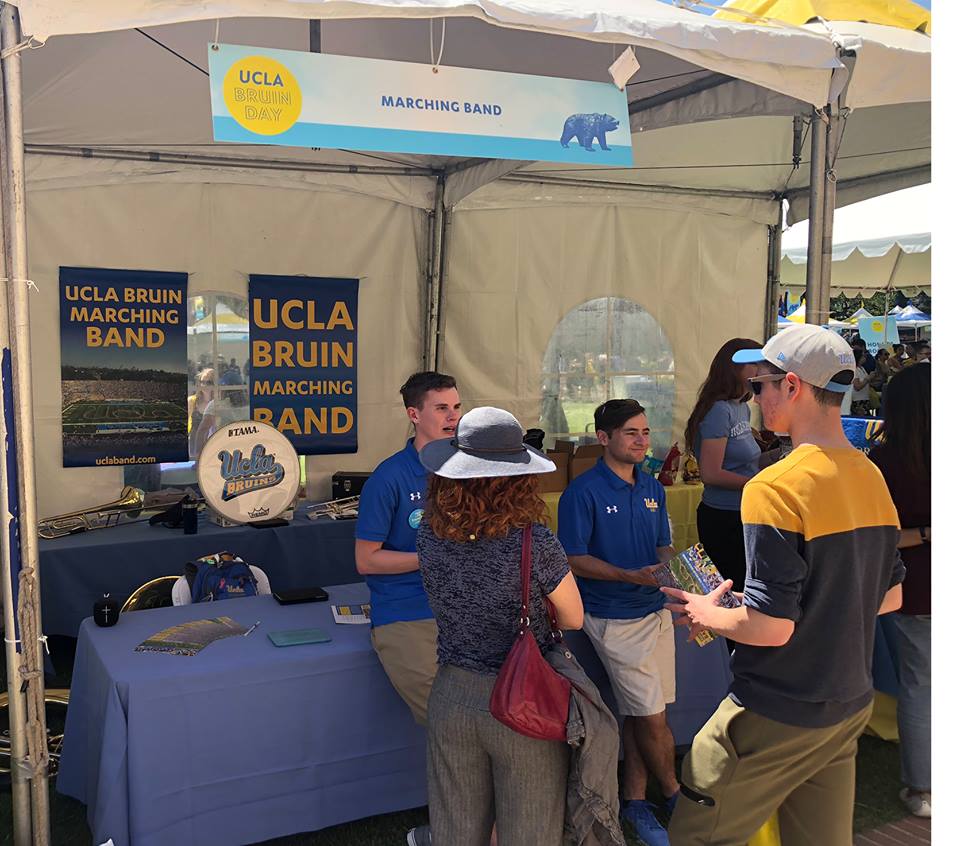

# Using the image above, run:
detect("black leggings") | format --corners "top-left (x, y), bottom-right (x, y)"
top-left (696, 502), bottom-right (747, 593)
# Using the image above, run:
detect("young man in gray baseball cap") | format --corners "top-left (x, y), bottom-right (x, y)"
top-left (665, 324), bottom-right (905, 846)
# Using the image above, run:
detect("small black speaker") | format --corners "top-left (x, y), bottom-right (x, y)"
top-left (93, 593), bottom-right (120, 627)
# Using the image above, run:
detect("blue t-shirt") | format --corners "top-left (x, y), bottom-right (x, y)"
top-left (694, 400), bottom-right (761, 511)
top-left (355, 439), bottom-right (433, 628)
top-left (557, 458), bottom-right (671, 620)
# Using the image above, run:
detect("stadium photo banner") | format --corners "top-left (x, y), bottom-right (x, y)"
top-left (59, 267), bottom-right (188, 468)
top-left (248, 274), bottom-right (358, 455)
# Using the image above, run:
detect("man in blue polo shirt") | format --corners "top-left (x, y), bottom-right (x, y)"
top-left (558, 399), bottom-right (678, 846)
top-left (355, 371), bottom-right (462, 728)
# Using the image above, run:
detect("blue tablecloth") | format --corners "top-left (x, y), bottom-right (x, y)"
top-left (56, 583), bottom-right (427, 846)
top-left (40, 505), bottom-right (360, 637)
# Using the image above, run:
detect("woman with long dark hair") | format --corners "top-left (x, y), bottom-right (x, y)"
top-left (869, 363), bottom-right (931, 818)
top-left (414, 407), bottom-right (584, 846)
top-left (683, 338), bottom-right (763, 593)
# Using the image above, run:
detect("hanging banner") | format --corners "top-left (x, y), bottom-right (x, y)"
top-left (858, 316), bottom-right (900, 355)
top-left (59, 267), bottom-right (188, 467)
top-left (248, 275), bottom-right (358, 455)
top-left (209, 43), bottom-right (632, 165)
top-left (842, 416), bottom-right (883, 453)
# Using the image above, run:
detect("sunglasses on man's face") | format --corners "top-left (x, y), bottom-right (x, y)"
top-left (748, 374), bottom-right (787, 396)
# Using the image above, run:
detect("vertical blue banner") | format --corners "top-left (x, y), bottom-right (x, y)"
top-left (248, 275), bottom-right (358, 455)
top-left (59, 267), bottom-right (188, 467)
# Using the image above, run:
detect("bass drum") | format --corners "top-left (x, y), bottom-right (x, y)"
top-left (197, 419), bottom-right (300, 526)
top-left (0, 688), bottom-right (71, 785)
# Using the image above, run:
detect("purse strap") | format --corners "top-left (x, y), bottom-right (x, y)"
top-left (518, 524), bottom-right (564, 642)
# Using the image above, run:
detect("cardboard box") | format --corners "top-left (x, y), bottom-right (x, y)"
top-left (538, 450), bottom-right (569, 493)
top-left (573, 444), bottom-right (604, 459)
top-left (569, 443), bottom-right (604, 481)
top-left (552, 439), bottom-right (576, 455)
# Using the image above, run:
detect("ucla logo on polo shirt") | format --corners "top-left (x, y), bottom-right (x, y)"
top-left (408, 508), bottom-right (424, 529)
top-left (644, 497), bottom-right (659, 511)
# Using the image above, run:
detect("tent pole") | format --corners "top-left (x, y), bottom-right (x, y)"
top-left (0, 6), bottom-right (50, 843)
top-left (423, 176), bottom-right (445, 371)
top-left (0, 35), bottom-right (31, 843)
top-left (804, 107), bottom-right (827, 325)
top-left (764, 203), bottom-right (783, 340)
top-left (816, 103), bottom-right (840, 326)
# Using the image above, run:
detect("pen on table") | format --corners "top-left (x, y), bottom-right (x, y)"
top-left (243, 621), bottom-right (261, 637)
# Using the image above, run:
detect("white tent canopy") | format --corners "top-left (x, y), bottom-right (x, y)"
top-left (781, 232), bottom-right (931, 295)
top-left (6, 5), bottom-right (929, 521)
top-left (13, 3), bottom-right (930, 219)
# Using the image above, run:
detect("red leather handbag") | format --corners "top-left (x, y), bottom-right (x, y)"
top-left (490, 524), bottom-right (571, 741)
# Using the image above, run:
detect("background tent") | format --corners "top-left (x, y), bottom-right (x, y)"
top-left (781, 232), bottom-right (931, 297)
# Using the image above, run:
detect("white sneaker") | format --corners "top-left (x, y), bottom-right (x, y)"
top-left (406, 825), bottom-right (432, 846)
top-left (899, 788), bottom-right (932, 818)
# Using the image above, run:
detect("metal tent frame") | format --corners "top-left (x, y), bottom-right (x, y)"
top-left (0, 4), bottom-right (927, 843)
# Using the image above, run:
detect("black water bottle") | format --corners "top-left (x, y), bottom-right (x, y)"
top-left (93, 593), bottom-right (120, 628)
top-left (183, 495), bottom-right (198, 535)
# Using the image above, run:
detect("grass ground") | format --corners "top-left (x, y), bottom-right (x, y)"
top-left (0, 641), bottom-right (911, 845)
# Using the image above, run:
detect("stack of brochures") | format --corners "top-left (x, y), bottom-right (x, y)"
top-left (330, 603), bottom-right (371, 625)
top-left (651, 543), bottom-right (741, 647)
top-left (135, 616), bottom-right (247, 656)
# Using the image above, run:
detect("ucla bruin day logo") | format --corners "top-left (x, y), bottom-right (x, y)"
top-left (408, 508), bottom-right (424, 530)
top-left (219, 443), bottom-right (286, 501)
top-left (223, 55), bottom-right (302, 135)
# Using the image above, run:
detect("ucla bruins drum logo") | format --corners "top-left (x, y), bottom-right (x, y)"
top-left (198, 420), bottom-right (300, 524)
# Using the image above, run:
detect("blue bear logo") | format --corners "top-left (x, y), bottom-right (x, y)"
top-left (560, 113), bottom-right (620, 152)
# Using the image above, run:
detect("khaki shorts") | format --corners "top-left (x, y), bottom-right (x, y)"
top-left (370, 617), bottom-right (438, 726)
top-left (583, 609), bottom-right (676, 717)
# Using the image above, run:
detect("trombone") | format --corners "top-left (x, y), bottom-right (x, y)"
top-left (37, 487), bottom-right (198, 539)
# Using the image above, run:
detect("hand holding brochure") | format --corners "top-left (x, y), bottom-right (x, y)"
top-left (651, 543), bottom-right (740, 647)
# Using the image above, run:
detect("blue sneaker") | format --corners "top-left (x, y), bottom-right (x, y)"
top-left (622, 800), bottom-right (670, 846)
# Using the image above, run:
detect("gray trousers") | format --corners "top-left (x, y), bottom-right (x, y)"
top-left (427, 664), bottom-right (570, 846)
top-left (890, 613), bottom-right (931, 791)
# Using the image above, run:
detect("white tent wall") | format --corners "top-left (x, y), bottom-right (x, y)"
top-left (24, 177), bottom-right (430, 518)
top-left (441, 185), bottom-right (770, 447)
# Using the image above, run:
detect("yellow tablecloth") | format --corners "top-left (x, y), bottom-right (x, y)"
top-left (542, 482), bottom-right (780, 846)
top-left (542, 482), bottom-right (704, 550)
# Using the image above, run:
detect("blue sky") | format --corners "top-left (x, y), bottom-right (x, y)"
top-left (682, 0), bottom-right (930, 13)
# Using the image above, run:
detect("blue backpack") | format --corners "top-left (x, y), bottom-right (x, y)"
top-left (185, 552), bottom-right (259, 603)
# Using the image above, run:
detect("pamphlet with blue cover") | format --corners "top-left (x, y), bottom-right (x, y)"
top-left (651, 543), bottom-right (741, 647)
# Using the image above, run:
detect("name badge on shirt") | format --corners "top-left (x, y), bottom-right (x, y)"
top-left (644, 497), bottom-right (659, 512)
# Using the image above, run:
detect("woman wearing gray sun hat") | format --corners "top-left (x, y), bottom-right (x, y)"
top-left (412, 407), bottom-right (585, 846)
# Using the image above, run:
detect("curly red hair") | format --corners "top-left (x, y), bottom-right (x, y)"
top-left (426, 474), bottom-right (547, 542)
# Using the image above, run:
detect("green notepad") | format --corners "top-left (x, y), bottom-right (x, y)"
top-left (267, 628), bottom-right (332, 647)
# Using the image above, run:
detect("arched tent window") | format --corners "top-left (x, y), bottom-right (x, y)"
top-left (540, 297), bottom-right (675, 457)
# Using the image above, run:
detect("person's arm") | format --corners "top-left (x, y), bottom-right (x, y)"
top-left (878, 584), bottom-right (902, 615)
top-left (668, 478), bottom-right (807, 646)
top-left (354, 540), bottom-right (420, 575)
top-left (662, 580), bottom-right (795, 646)
top-left (698, 438), bottom-right (753, 489)
top-left (354, 471), bottom-right (420, 576)
top-left (567, 554), bottom-right (660, 586)
top-left (898, 526), bottom-right (930, 549)
top-left (547, 571), bottom-right (584, 630)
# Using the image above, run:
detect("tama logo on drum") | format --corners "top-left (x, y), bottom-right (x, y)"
top-left (218, 443), bottom-right (285, 501)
